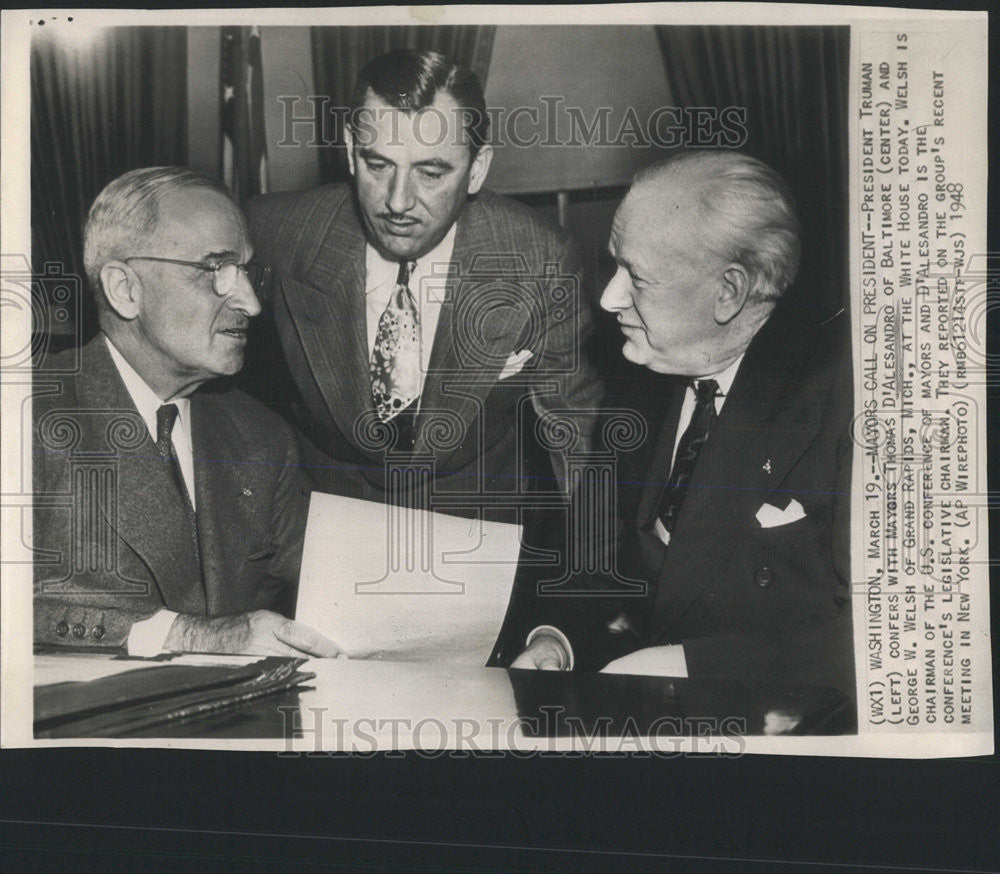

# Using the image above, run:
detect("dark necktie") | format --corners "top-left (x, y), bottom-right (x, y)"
top-left (156, 403), bottom-right (194, 513)
top-left (652, 378), bottom-right (720, 543)
top-left (155, 403), bottom-right (204, 608)
top-left (370, 259), bottom-right (421, 422)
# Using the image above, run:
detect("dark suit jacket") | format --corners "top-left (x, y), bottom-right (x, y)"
top-left (245, 184), bottom-right (603, 519)
top-left (33, 337), bottom-right (309, 648)
top-left (516, 312), bottom-right (855, 698)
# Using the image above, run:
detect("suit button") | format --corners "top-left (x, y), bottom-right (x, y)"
top-left (56, 621), bottom-right (69, 637)
top-left (72, 623), bottom-right (86, 639)
top-left (91, 625), bottom-right (106, 641)
top-left (754, 567), bottom-right (774, 588)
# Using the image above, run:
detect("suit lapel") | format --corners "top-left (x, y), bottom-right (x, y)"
top-left (75, 339), bottom-right (205, 613)
top-left (633, 374), bottom-right (687, 529)
top-left (191, 390), bottom-right (262, 615)
top-left (414, 199), bottom-right (527, 465)
top-left (653, 319), bottom-right (824, 621)
top-left (276, 196), bottom-right (373, 456)
top-left (275, 192), bottom-right (530, 470)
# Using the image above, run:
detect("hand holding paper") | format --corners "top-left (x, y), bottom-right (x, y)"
top-left (164, 610), bottom-right (341, 658)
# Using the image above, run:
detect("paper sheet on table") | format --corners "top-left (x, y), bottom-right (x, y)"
top-left (295, 494), bottom-right (523, 664)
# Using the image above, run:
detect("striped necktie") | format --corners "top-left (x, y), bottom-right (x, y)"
top-left (652, 378), bottom-right (720, 544)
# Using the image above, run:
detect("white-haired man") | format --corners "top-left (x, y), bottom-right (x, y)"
top-left (513, 152), bottom-right (854, 700)
top-left (34, 167), bottom-right (339, 658)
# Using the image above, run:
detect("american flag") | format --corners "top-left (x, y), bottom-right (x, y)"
top-left (220, 25), bottom-right (269, 204)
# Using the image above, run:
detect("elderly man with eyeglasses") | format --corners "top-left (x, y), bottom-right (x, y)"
top-left (33, 166), bottom-right (341, 658)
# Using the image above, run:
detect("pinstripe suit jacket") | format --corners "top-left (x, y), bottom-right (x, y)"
top-left (246, 184), bottom-right (603, 519)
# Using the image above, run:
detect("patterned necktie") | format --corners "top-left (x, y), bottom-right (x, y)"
top-left (370, 260), bottom-right (421, 422)
top-left (156, 403), bottom-right (194, 513)
top-left (652, 378), bottom-right (720, 544)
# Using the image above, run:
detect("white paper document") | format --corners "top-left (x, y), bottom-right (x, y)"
top-left (295, 494), bottom-right (523, 665)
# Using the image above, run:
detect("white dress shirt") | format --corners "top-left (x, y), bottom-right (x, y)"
top-left (104, 336), bottom-right (196, 509)
top-left (104, 335), bottom-right (194, 655)
top-left (364, 224), bottom-right (456, 406)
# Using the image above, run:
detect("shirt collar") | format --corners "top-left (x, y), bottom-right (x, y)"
top-left (365, 223), bottom-right (458, 295)
top-left (103, 334), bottom-right (192, 447)
top-left (696, 352), bottom-right (744, 398)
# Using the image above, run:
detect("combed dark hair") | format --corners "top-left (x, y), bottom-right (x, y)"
top-left (348, 49), bottom-right (489, 152)
top-left (83, 166), bottom-right (240, 296)
top-left (634, 151), bottom-right (801, 302)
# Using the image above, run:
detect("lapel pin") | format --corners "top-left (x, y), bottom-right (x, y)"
top-left (762, 459), bottom-right (773, 475)
top-left (242, 487), bottom-right (253, 497)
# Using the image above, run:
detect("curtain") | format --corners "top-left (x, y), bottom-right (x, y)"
top-left (31, 26), bottom-right (188, 341)
top-left (310, 26), bottom-right (496, 182)
top-left (655, 26), bottom-right (849, 318)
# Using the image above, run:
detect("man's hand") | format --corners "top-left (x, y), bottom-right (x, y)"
top-left (510, 634), bottom-right (570, 671)
top-left (164, 610), bottom-right (342, 658)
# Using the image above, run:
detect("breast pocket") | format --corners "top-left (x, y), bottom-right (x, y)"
top-left (742, 514), bottom-right (838, 621)
top-left (245, 544), bottom-right (278, 563)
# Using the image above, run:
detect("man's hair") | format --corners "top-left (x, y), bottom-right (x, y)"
top-left (83, 166), bottom-right (239, 298)
top-left (635, 151), bottom-right (801, 302)
top-left (348, 49), bottom-right (489, 153)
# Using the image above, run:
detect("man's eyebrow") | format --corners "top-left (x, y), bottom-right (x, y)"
top-left (609, 241), bottom-right (632, 270)
top-left (414, 157), bottom-right (454, 171)
top-left (199, 249), bottom-right (239, 263)
top-left (357, 147), bottom-right (393, 164)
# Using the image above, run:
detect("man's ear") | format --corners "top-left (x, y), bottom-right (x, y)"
top-left (99, 261), bottom-right (141, 321)
top-left (345, 126), bottom-right (357, 177)
top-left (714, 263), bottom-right (751, 324)
top-left (467, 144), bottom-right (493, 195)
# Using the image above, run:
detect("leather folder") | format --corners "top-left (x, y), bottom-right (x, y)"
top-left (35, 656), bottom-right (315, 738)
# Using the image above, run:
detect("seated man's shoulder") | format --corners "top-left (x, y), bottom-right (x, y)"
top-left (800, 312), bottom-right (852, 388)
top-left (764, 308), bottom-right (853, 425)
top-left (31, 339), bottom-right (105, 417)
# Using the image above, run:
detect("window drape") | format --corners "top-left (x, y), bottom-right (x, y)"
top-left (31, 27), bottom-right (188, 341)
top-left (655, 26), bottom-right (850, 318)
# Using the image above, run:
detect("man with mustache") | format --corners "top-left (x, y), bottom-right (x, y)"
top-left (246, 49), bottom-right (602, 528)
top-left (33, 167), bottom-right (340, 657)
top-left (513, 152), bottom-right (854, 701)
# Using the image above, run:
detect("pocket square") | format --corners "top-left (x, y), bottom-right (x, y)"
top-left (755, 498), bottom-right (807, 528)
top-left (498, 350), bottom-right (533, 380)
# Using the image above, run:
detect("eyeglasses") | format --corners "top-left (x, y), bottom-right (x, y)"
top-left (125, 256), bottom-right (261, 297)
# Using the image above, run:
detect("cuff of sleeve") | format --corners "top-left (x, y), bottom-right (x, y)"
top-left (127, 610), bottom-right (179, 657)
top-left (525, 625), bottom-right (575, 671)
